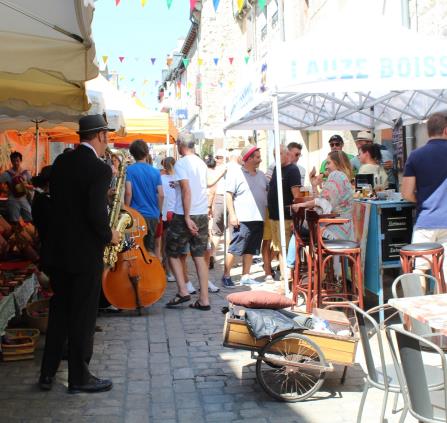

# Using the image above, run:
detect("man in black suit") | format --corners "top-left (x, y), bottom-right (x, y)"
top-left (39, 114), bottom-right (120, 394)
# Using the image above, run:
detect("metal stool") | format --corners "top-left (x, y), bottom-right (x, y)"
top-left (316, 219), bottom-right (364, 309)
top-left (400, 242), bottom-right (446, 292)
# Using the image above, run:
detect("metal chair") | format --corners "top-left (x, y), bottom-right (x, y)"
top-left (386, 324), bottom-right (447, 423)
top-left (348, 302), bottom-right (405, 422)
top-left (392, 273), bottom-right (447, 350)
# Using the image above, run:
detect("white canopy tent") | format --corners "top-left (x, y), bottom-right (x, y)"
top-left (224, 16), bottom-right (447, 294)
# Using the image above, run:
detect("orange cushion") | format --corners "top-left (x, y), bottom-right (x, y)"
top-left (226, 290), bottom-right (294, 309)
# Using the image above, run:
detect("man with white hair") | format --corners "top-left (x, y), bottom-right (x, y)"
top-left (165, 134), bottom-right (212, 310)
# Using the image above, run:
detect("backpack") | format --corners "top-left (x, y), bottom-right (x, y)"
top-left (7, 170), bottom-right (28, 198)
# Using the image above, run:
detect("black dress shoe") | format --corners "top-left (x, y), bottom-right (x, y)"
top-left (38, 375), bottom-right (53, 391)
top-left (68, 376), bottom-right (113, 394)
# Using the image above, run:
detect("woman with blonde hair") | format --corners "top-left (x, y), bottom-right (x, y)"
top-left (292, 151), bottom-right (354, 240)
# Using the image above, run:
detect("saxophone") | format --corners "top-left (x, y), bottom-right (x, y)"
top-left (103, 151), bottom-right (133, 267)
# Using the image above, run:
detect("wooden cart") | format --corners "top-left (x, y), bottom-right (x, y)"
top-left (223, 307), bottom-right (359, 402)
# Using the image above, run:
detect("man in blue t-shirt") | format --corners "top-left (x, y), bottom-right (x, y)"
top-left (125, 140), bottom-right (164, 256)
top-left (402, 112), bottom-right (447, 277)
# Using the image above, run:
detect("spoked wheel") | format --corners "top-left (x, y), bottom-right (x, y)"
top-left (256, 332), bottom-right (328, 402)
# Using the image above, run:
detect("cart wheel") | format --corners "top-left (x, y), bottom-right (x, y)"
top-left (256, 332), bottom-right (327, 402)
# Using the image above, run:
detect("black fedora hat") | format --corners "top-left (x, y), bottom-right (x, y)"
top-left (77, 114), bottom-right (115, 134)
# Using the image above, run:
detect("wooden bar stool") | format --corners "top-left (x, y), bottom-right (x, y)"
top-left (291, 207), bottom-right (313, 312)
top-left (400, 242), bottom-right (446, 293)
top-left (315, 218), bottom-right (364, 309)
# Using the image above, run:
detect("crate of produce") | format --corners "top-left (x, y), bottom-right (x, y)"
top-left (5, 328), bottom-right (40, 347)
top-left (1, 335), bottom-right (35, 361)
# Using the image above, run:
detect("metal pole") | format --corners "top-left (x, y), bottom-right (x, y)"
top-left (272, 94), bottom-right (289, 296)
top-left (277, 0), bottom-right (286, 42)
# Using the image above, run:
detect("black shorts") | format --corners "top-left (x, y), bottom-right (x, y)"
top-left (228, 221), bottom-right (264, 256)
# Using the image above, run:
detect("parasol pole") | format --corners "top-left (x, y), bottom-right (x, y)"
top-left (272, 94), bottom-right (289, 296)
top-left (31, 119), bottom-right (45, 175)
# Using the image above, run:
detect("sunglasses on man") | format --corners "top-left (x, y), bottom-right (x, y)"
top-left (329, 142), bottom-right (342, 147)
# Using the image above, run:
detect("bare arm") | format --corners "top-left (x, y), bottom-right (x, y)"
top-left (226, 192), bottom-right (238, 226)
top-left (401, 176), bottom-right (417, 203)
top-left (157, 185), bottom-right (164, 215)
top-left (207, 166), bottom-right (226, 187)
top-left (179, 179), bottom-right (198, 235)
top-left (124, 181), bottom-right (132, 206)
top-left (291, 185), bottom-right (301, 201)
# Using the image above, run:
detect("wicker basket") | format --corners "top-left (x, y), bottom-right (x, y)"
top-left (25, 299), bottom-right (49, 334)
top-left (5, 328), bottom-right (40, 347)
top-left (1, 336), bottom-right (35, 361)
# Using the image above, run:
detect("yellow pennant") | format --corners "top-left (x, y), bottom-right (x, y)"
top-left (141, 0), bottom-right (147, 6)
top-left (197, 57), bottom-right (203, 66)
top-left (102, 55), bottom-right (108, 64)
top-left (187, 82), bottom-right (192, 89)
top-left (237, 0), bottom-right (244, 12)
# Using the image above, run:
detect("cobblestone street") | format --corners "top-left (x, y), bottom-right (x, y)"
top-left (0, 250), bottom-right (417, 423)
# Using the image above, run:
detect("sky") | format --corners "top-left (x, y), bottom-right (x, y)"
top-left (92, 0), bottom-right (191, 111)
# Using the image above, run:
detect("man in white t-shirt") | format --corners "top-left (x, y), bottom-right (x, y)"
top-left (165, 134), bottom-right (224, 311)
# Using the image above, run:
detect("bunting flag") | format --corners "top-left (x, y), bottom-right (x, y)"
top-left (190, 0), bottom-right (197, 11)
top-left (167, 0), bottom-right (173, 9)
top-left (102, 56), bottom-right (108, 64)
top-left (197, 57), bottom-right (203, 66)
top-left (237, 0), bottom-right (244, 12)
top-left (143, 80), bottom-right (148, 85)
top-left (131, 78), bottom-right (135, 82)
top-left (182, 58), bottom-right (190, 67)
top-left (228, 57), bottom-right (234, 65)
top-left (197, 82), bottom-right (203, 89)
top-left (213, 0), bottom-right (220, 12)
top-left (150, 58), bottom-right (156, 65)
top-left (258, 0), bottom-right (266, 10)
top-left (115, 0), bottom-right (120, 5)
top-left (166, 56), bottom-right (173, 66)
top-left (119, 56), bottom-right (125, 63)
top-left (119, 75), bottom-right (125, 81)
top-left (213, 58), bottom-right (219, 65)
top-left (244, 55), bottom-right (250, 64)
top-left (155, 80), bottom-right (159, 86)
top-left (141, 0), bottom-right (147, 6)
top-left (187, 82), bottom-right (192, 89)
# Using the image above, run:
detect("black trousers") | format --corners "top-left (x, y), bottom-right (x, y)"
top-left (40, 264), bottom-right (103, 385)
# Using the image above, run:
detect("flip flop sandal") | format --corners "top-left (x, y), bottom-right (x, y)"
top-left (189, 300), bottom-right (211, 311)
top-left (166, 294), bottom-right (191, 307)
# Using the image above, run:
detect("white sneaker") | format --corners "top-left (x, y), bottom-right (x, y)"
top-left (186, 281), bottom-right (196, 294)
top-left (240, 276), bottom-right (261, 286)
top-left (208, 280), bottom-right (220, 293)
top-left (166, 272), bottom-right (176, 282)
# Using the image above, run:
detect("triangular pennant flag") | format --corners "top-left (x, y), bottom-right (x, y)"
top-left (131, 78), bottom-right (135, 82)
top-left (102, 56), bottom-right (108, 64)
top-left (213, 58), bottom-right (219, 65)
top-left (197, 82), bottom-right (203, 89)
top-left (229, 81), bottom-right (235, 88)
top-left (150, 58), bottom-right (156, 65)
top-left (155, 80), bottom-right (159, 86)
top-left (134, 57), bottom-right (139, 62)
top-left (258, 0), bottom-right (266, 10)
top-left (228, 57), bottom-right (234, 65)
top-left (197, 57), bottom-right (203, 66)
top-left (143, 80), bottom-right (148, 85)
top-left (213, 0), bottom-right (220, 12)
top-left (115, 0), bottom-right (120, 5)
top-left (119, 56), bottom-right (125, 63)
top-left (182, 58), bottom-right (190, 67)
top-left (244, 55), bottom-right (250, 64)
top-left (187, 91), bottom-right (190, 97)
top-left (167, 0), bottom-right (173, 9)
top-left (190, 0), bottom-right (197, 11)
top-left (106, 74), bottom-right (112, 81)
top-left (187, 82), bottom-right (192, 89)
top-left (237, 0), bottom-right (244, 12)
top-left (141, 0), bottom-right (147, 6)
top-left (119, 75), bottom-right (125, 81)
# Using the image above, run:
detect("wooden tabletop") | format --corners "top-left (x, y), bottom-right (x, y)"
top-left (389, 294), bottom-right (447, 335)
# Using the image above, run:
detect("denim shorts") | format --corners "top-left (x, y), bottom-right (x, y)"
top-left (228, 221), bottom-right (264, 256)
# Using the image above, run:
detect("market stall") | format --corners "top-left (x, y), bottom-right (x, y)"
top-left (224, 14), bottom-right (447, 296)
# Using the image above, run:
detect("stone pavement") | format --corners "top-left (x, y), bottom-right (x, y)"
top-left (0, 248), bottom-right (419, 423)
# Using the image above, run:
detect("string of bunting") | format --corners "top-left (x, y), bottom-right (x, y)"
top-left (101, 55), bottom-right (250, 66)
top-left (114, 0), bottom-right (267, 10)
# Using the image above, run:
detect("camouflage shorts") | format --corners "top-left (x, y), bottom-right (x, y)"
top-left (165, 214), bottom-right (209, 258)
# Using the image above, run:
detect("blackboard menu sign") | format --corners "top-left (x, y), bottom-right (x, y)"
top-left (380, 207), bottom-right (414, 262)
top-left (392, 118), bottom-right (406, 172)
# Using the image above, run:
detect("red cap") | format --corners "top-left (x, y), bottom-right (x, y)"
top-left (241, 145), bottom-right (260, 162)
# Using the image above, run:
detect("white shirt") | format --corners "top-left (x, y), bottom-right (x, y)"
top-left (80, 142), bottom-right (99, 158)
top-left (173, 154), bottom-right (208, 215)
top-left (161, 174), bottom-right (176, 220)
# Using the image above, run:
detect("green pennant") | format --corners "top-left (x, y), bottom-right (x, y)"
top-left (244, 56), bottom-right (250, 64)
top-left (258, 0), bottom-right (266, 10)
top-left (182, 58), bottom-right (190, 67)
top-left (167, 0), bottom-right (173, 9)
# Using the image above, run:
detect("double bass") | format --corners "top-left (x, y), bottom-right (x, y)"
top-left (102, 152), bottom-right (166, 313)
